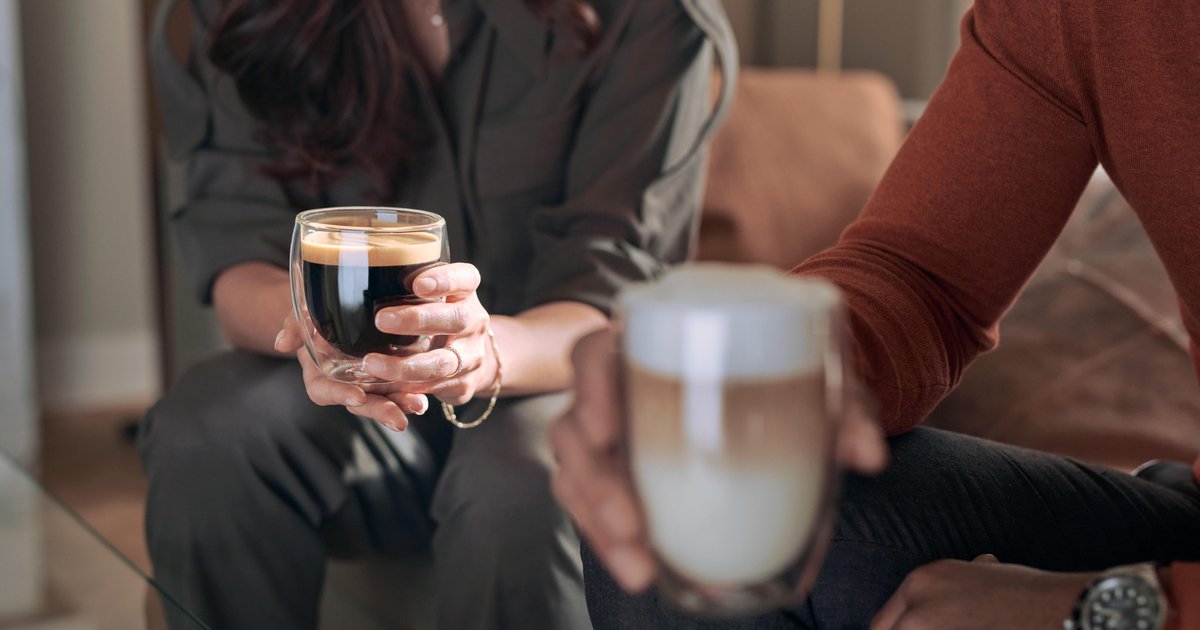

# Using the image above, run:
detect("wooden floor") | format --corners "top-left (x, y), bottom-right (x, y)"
top-left (0, 406), bottom-right (161, 629)
top-left (38, 406), bottom-right (152, 574)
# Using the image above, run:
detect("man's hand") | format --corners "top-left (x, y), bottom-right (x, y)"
top-left (549, 329), bottom-right (889, 593)
top-left (871, 554), bottom-right (1093, 629)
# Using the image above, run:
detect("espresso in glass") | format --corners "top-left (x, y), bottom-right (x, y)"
top-left (290, 207), bottom-right (449, 384)
top-left (617, 264), bottom-right (845, 617)
top-left (301, 231), bottom-right (444, 356)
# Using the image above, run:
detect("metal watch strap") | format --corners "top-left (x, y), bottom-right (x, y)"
top-left (1064, 563), bottom-right (1167, 630)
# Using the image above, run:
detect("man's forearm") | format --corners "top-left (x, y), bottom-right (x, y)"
top-left (212, 262), bottom-right (293, 356)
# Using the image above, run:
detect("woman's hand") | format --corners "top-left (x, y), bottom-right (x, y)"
top-left (274, 262), bottom-right (498, 432)
top-left (870, 555), bottom-right (1092, 629)
top-left (362, 263), bottom-right (499, 405)
top-left (548, 329), bottom-right (890, 592)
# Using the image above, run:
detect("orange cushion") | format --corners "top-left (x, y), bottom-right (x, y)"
top-left (699, 69), bottom-right (902, 268)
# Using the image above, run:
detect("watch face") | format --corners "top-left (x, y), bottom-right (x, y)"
top-left (1080, 574), bottom-right (1164, 630)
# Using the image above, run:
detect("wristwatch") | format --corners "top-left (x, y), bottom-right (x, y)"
top-left (1064, 563), bottom-right (1169, 630)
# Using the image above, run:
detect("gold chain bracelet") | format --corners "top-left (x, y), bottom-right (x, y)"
top-left (441, 326), bottom-right (503, 429)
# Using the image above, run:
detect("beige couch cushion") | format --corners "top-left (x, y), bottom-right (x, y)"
top-left (699, 69), bottom-right (903, 268)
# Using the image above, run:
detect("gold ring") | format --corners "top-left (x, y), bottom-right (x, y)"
top-left (445, 344), bottom-right (465, 379)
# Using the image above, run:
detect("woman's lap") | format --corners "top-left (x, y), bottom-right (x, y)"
top-left (140, 350), bottom-right (588, 630)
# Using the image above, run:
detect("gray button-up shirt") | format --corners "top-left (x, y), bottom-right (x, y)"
top-left (151, 0), bottom-right (737, 317)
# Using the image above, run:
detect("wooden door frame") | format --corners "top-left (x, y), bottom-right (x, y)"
top-left (139, 0), bottom-right (191, 392)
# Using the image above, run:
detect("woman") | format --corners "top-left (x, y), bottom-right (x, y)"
top-left (142, 0), bottom-right (735, 628)
top-left (553, 0), bottom-right (1200, 627)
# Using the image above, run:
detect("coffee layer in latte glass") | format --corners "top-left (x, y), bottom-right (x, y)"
top-left (620, 264), bottom-right (841, 597)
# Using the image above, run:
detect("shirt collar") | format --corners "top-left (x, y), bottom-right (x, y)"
top-left (440, 0), bottom-right (476, 60)
top-left (472, 0), bottom-right (551, 76)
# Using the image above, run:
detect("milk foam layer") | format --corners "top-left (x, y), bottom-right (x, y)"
top-left (301, 230), bottom-right (443, 267)
top-left (619, 264), bottom-right (841, 379)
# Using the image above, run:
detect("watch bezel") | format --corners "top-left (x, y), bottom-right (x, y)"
top-left (1072, 565), bottom-right (1168, 630)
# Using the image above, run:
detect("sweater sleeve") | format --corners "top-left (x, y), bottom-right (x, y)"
top-left (1170, 561), bottom-right (1200, 630)
top-left (791, 0), bottom-right (1098, 434)
top-left (1170, 459), bottom-right (1200, 626)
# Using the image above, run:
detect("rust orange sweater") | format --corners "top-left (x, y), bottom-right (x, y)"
top-left (793, 0), bottom-right (1199, 621)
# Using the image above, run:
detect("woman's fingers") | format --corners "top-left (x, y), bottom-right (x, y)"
top-left (297, 349), bottom-right (367, 408)
top-left (296, 349), bottom-right (408, 430)
top-left (376, 301), bottom-right (485, 336)
top-left (412, 263), bottom-right (481, 300)
top-left (357, 344), bottom-right (486, 405)
top-left (387, 392), bottom-right (429, 416)
top-left (345, 394), bottom-right (409, 432)
top-left (274, 314), bottom-right (304, 353)
top-left (362, 347), bottom-right (478, 383)
top-left (367, 376), bottom-right (473, 406)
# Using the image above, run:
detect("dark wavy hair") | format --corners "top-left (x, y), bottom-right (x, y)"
top-left (207, 0), bottom-right (600, 199)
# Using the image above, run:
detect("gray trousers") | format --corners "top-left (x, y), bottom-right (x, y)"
top-left (139, 351), bottom-right (591, 630)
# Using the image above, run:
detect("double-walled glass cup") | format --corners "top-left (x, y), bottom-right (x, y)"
top-left (290, 207), bottom-right (450, 384)
top-left (616, 263), bottom-right (845, 617)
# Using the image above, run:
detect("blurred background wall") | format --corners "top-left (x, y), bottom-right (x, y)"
top-left (19, 0), bottom-right (158, 415)
top-left (725, 0), bottom-right (970, 99)
top-left (1, 0), bottom-right (35, 462)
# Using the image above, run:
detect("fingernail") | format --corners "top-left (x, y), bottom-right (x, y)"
top-left (383, 421), bottom-right (403, 432)
top-left (414, 277), bottom-right (438, 295)
top-left (345, 396), bottom-right (364, 407)
top-left (414, 398), bottom-right (428, 416)
top-left (273, 330), bottom-right (286, 350)
top-left (385, 404), bottom-right (410, 432)
top-left (375, 311), bottom-right (399, 329)
top-left (362, 355), bottom-right (384, 375)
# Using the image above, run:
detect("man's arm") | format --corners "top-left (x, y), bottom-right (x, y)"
top-left (872, 557), bottom-right (1195, 629)
top-left (792, 0), bottom-right (1098, 434)
top-left (1168, 562), bottom-right (1199, 630)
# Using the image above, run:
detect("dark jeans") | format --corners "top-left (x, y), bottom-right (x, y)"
top-left (584, 428), bottom-right (1200, 629)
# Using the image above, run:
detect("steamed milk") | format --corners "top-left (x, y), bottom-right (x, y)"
top-left (621, 266), bottom-right (838, 587)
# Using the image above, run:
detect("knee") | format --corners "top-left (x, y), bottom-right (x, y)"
top-left (434, 447), bottom-right (573, 573)
top-left (448, 463), bottom-right (567, 556)
top-left (139, 352), bottom-right (309, 509)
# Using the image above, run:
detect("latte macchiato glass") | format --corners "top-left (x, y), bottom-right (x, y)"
top-left (290, 207), bottom-right (449, 384)
top-left (617, 264), bottom-right (845, 617)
